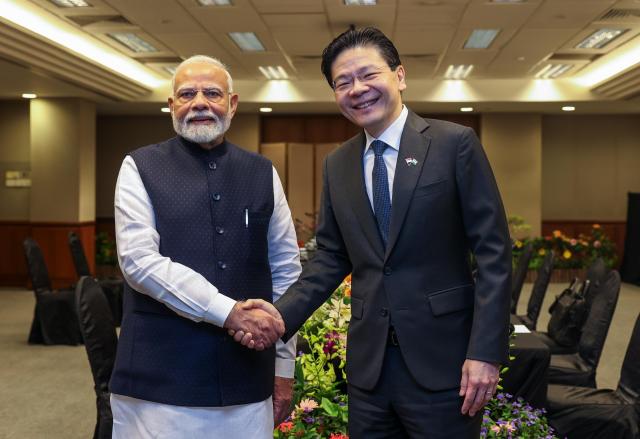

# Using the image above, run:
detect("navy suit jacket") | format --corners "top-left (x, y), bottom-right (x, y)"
top-left (275, 110), bottom-right (511, 391)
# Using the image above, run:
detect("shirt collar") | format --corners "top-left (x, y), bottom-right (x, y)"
top-left (364, 105), bottom-right (408, 155)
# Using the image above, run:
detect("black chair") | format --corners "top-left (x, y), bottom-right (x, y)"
top-left (547, 270), bottom-right (621, 387)
top-left (547, 312), bottom-right (640, 439)
top-left (535, 257), bottom-right (611, 354)
top-left (514, 252), bottom-right (554, 330)
top-left (23, 237), bottom-right (82, 345)
top-left (75, 276), bottom-right (118, 439)
top-left (68, 232), bottom-right (123, 326)
top-left (511, 242), bottom-right (533, 314)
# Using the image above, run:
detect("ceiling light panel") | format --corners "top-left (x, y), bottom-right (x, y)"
top-left (48, 0), bottom-right (90, 7)
top-left (197, 0), bottom-right (232, 5)
top-left (229, 32), bottom-right (265, 52)
top-left (344, 0), bottom-right (377, 5)
top-left (575, 29), bottom-right (627, 49)
top-left (259, 66), bottom-right (288, 80)
top-left (108, 33), bottom-right (158, 53)
top-left (445, 64), bottom-right (474, 80)
top-left (535, 64), bottom-right (573, 79)
top-left (464, 29), bottom-right (500, 49)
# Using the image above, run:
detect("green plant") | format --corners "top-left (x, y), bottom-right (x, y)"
top-left (95, 232), bottom-right (117, 266)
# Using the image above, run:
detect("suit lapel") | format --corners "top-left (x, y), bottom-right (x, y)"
top-left (343, 132), bottom-right (386, 258)
top-left (386, 112), bottom-right (431, 259)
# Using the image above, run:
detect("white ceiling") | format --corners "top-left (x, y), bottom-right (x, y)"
top-left (2, 0), bottom-right (640, 114)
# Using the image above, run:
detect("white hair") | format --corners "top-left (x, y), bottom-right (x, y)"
top-left (171, 55), bottom-right (234, 93)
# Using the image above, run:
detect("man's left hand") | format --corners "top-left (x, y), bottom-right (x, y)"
top-left (459, 359), bottom-right (500, 417)
top-left (273, 376), bottom-right (294, 427)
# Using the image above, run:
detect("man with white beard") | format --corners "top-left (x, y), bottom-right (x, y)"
top-left (109, 55), bottom-right (301, 438)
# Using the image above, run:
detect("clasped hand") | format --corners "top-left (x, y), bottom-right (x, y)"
top-left (223, 299), bottom-right (284, 350)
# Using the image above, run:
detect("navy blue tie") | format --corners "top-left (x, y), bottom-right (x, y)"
top-left (371, 140), bottom-right (391, 246)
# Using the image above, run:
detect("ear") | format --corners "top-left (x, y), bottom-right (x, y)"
top-left (396, 65), bottom-right (407, 92)
top-left (167, 96), bottom-right (174, 114)
top-left (228, 92), bottom-right (239, 119)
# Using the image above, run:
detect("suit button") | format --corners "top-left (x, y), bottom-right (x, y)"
top-left (380, 308), bottom-right (388, 317)
top-left (383, 266), bottom-right (392, 275)
top-left (212, 193), bottom-right (221, 201)
top-left (208, 161), bottom-right (217, 170)
top-left (215, 226), bottom-right (224, 234)
top-left (217, 261), bottom-right (226, 270)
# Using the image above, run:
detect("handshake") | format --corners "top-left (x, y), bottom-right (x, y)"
top-left (223, 299), bottom-right (285, 350)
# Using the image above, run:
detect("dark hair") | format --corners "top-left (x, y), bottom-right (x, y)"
top-left (320, 27), bottom-right (402, 88)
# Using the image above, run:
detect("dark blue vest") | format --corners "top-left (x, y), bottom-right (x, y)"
top-left (110, 136), bottom-right (275, 407)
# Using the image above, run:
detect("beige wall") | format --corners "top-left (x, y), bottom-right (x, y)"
top-left (30, 99), bottom-right (96, 222)
top-left (0, 101), bottom-right (30, 220)
top-left (542, 115), bottom-right (640, 221)
top-left (95, 113), bottom-right (260, 217)
top-left (481, 114), bottom-right (542, 236)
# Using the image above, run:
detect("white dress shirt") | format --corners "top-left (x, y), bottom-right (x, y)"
top-left (111, 153), bottom-right (301, 439)
top-left (363, 105), bottom-right (408, 209)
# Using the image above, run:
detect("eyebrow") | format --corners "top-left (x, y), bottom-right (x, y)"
top-left (333, 65), bottom-right (385, 83)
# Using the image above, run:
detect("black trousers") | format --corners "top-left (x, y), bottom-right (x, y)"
top-left (348, 345), bottom-right (482, 439)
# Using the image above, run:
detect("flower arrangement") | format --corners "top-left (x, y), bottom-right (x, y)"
top-left (274, 276), bottom-right (351, 438)
top-left (482, 393), bottom-right (557, 438)
top-left (512, 224), bottom-right (617, 270)
top-left (95, 231), bottom-right (117, 266)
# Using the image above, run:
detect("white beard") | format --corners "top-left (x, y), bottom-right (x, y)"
top-left (172, 110), bottom-right (231, 144)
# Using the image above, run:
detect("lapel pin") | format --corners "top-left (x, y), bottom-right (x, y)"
top-left (405, 157), bottom-right (418, 166)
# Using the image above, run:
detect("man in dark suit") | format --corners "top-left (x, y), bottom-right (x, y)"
top-left (236, 27), bottom-right (511, 438)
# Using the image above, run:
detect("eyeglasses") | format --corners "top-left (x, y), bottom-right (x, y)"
top-left (332, 67), bottom-right (390, 94)
top-left (175, 88), bottom-right (228, 104)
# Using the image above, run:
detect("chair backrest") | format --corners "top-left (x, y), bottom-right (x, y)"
top-left (511, 242), bottom-right (533, 313)
top-left (583, 258), bottom-right (609, 308)
top-left (68, 231), bottom-right (92, 277)
top-left (23, 237), bottom-right (52, 294)
top-left (578, 270), bottom-right (621, 369)
top-left (618, 313), bottom-right (640, 402)
top-left (525, 252), bottom-right (554, 329)
top-left (75, 276), bottom-right (118, 393)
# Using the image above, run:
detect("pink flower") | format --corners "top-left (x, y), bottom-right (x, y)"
top-left (505, 421), bottom-right (516, 432)
top-left (570, 239), bottom-right (577, 246)
top-left (490, 425), bottom-right (501, 433)
top-left (329, 434), bottom-right (349, 439)
top-left (297, 398), bottom-right (319, 412)
top-left (594, 240), bottom-right (602, 248)
top-left (278, 421), bottom-right (294, 433)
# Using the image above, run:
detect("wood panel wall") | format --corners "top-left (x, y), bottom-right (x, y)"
top-left (0, 221), bottom-right (95, 288)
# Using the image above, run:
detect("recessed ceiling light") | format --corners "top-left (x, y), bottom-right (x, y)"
top-left (535, 63), bottom-right (573, 79)
top-left (197, 0), bottom-right (232, 5)
top-left (575, 28), bottom-right (626, 49)
top-left (108, 32), bottom-right (158, 53)
top-left (562, 106), bottom-right (575, 112)
top-left (258, 66), bottom-right (288, 80)
top-left (163, 66), bottom-right (177, 76)
top-left (444, 64), bottom-right (474, 79)
top-left (228, 32), bottom-right (265, 51)
top-left (344, 0), bottom-right (376, 5)
top-left (260, 107), bottom-right (273, 113)
top-left (460, 107), bottom-right (474, 112)
top-left (22, 93), bottom-right (37, 99)
top-left (464, 29), bottom-right (500, 49)
top-left (161, 107), bottom-right (170, 113)
top-left (48, 0), bottom-right (90, 7)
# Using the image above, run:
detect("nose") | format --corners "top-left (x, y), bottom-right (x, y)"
top-left (349, 77), bottom-right (368, 96)
top-left (191, 90), bottom-right (209, 109)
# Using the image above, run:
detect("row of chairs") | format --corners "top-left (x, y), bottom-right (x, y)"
top-left (23, 233), bottom-right (123, 345)
top-left (509, 245), bottom-right (639, 438)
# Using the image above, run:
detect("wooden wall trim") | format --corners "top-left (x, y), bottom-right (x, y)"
top-left (0, 221), bottom-right (95, 288)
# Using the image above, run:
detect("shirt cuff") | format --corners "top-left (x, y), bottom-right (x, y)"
top-left (275, 358), bottom-right (296, 378)
top-left (203, 293), bottom-right (237, 327)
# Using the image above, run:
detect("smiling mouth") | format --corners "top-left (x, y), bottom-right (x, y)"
top-left (353, 98), bottom-right (378, 110)
top-left (188, 117), bottom-right (215, 124)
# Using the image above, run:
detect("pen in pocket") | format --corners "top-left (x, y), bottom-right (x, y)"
top-left (245, 208), bottom-right (248, 228)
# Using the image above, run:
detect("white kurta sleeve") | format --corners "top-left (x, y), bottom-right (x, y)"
top-left (268, 166), bottom-right (302, 378)
top-left (114, 155), bottom-right (236, 327)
